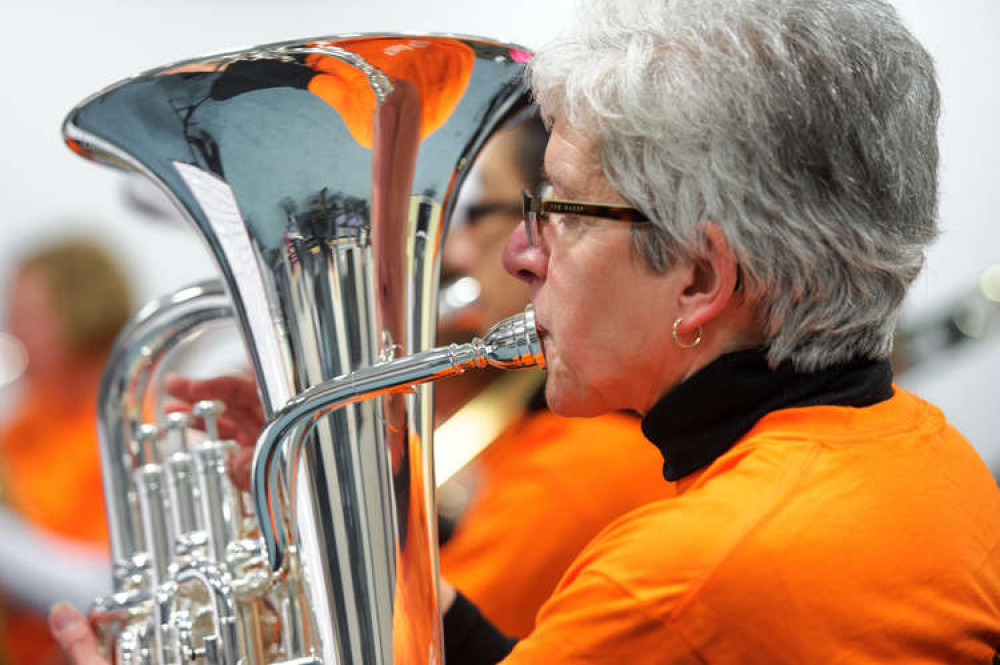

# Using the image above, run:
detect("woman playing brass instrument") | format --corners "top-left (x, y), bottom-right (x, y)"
top-left (0, 239), bottom-right (132, 665)
top-left (54, 0), bottom-right (1000, 663)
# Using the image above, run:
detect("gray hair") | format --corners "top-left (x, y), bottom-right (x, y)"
top-left (528, 0), bottom-right (941, 371)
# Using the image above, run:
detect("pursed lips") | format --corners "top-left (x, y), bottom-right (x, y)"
top-left (534, 320), bottom-right (549, 358)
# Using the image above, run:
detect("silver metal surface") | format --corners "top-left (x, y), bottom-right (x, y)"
top-left (253, 306), bottom-right (545, 569)
top-left (69, 33), bottom-right (535, 665)
top-left (96, 280), bottom-right (232, 584)
top-left (163, 412), bottom-right (202, 538)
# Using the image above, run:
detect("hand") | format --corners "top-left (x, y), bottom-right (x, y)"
top-left (166, 374), bottom-right (266, 491)
top-left (49, 603), bottom-right (109, 665)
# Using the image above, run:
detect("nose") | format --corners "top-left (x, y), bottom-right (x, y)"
top-left (501, 220), bottom-right (547, 285)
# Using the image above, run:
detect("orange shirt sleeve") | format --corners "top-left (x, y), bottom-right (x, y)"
top-left (502, 568), bottom-right (700, 665)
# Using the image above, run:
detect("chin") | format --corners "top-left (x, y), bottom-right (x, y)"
top-left (544, 382), bottom-right (612, 419)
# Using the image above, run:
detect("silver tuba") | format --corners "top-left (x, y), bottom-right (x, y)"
top-left (64, 35), bottom-right (543, 664)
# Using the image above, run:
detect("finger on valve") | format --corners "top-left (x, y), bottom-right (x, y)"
top-left (49, 602), bottom-right (110, 665)
top-left (166, 375), bottom-right (266, 447)
top-left (164, 404), bottom-right (257, 450)
top-left (165, 374), bottom-right (264, 421)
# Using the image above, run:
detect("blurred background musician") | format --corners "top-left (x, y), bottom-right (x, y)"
top-left (0, 238), bottom-right (133, 665)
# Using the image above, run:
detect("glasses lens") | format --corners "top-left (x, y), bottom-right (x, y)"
top-left (521, 189), bottom-right (536, 245)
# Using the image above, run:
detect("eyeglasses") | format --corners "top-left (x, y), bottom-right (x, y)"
top-left (520, 184), bottom-right (651, 246)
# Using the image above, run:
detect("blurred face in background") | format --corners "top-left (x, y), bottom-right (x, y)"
top-left (6, 269), bottom-right (73, 384)
top-left (435, 124), bottom-right (544, 421)
top-left (440, 127), bottom-right (535, 342)
top-left (4, 241), bottom-right (132, 390)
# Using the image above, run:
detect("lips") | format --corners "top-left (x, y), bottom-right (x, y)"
top-left (534, 322), bottom-right (549, 358)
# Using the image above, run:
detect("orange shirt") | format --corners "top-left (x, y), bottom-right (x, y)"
top-left (504, 388), bottom-right (1000, 664)
top-left (0, 374), bottom-right (108, 665)
top-left (440, 410), bottom-right (674, 638)
top-left (0, 379), bottom-right (107, 544)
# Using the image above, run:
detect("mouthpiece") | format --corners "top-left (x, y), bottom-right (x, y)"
top-left (473, 304), bottom-right (546, 370)
top-left (253, 304), bottom-right (545, 573)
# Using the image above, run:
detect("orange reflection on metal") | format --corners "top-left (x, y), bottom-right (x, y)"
top-left (304, 38), bottom-right (475, 148)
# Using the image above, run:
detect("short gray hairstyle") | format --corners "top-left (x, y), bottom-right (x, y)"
top-left (529, 0), bottom-right (941, 371)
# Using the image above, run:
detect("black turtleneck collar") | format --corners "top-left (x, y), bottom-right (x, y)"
top-left (641, 349), bottom-right (894, 482)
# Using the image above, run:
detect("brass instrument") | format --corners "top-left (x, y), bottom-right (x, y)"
top-left (64, 35), bottom-right (542, 664)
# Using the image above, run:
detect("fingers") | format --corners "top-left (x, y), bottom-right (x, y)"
top-left (166, 375), bottom-right (264, 418)
top-left (161, 374), bottom-right (267, 489)
top-left (164, 405), bottom-right (261, 450)
top-left (165, 374), bottom-right (266, 449)
top-left (217, 414), bottom-right (261, 449)
top-left (49, 602), bottom-right (109, 665)
top-left (227, 446), bottom-right (254, 491)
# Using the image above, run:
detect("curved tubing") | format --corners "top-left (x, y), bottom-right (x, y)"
top-left (96, 280), bottom-right (233, 588)
top-left (252, 306), bottom-right (545, 572)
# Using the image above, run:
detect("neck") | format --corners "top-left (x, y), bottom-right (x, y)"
top-left (641, 349), bottom-right (894, 481)
top-left (644, 323), bottom-right (765, 417)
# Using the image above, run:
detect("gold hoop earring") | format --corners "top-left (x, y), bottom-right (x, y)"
top-left (672, 317), bottom-right (703, 349)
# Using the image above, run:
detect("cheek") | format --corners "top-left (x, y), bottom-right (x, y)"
top-left (11, 303), bottom-right (64, 350)
top-left (547, 260), bottom-right (671, 384)
top-left (545, 294), bottom-right (613, 385)
top-left (441, 227), bottom-right (477, 271)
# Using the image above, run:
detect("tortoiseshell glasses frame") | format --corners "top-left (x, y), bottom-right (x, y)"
top-left (520, 184), bottom-right (651, 246)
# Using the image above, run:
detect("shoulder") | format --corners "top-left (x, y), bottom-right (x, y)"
top-left (509, 395), bottom-right (1000, 663)
top-left (553, 459), bottom-right (795, 622)
top-left (504, 560), bottom-right (702, 665)
top-left (561, 389), bottom-right (999, 613)
top-left (503, 489), bottom-right (766, 664)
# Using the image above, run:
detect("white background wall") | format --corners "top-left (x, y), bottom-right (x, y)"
top-left (0, 0), bottom-right (997, 465)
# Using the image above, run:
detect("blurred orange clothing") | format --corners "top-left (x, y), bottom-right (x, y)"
top-left (439, 409), bottom-right (674, 638)
top-left (0, 368), bottom-right (108, 665)
top-left (0, 374), bottom-right (107, 544)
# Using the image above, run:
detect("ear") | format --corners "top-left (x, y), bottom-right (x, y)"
top-left (675, 222), bottom-right (741, 336)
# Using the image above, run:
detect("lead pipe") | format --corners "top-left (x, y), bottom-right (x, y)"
top-left (252, 305), bottom-right (545, 572)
